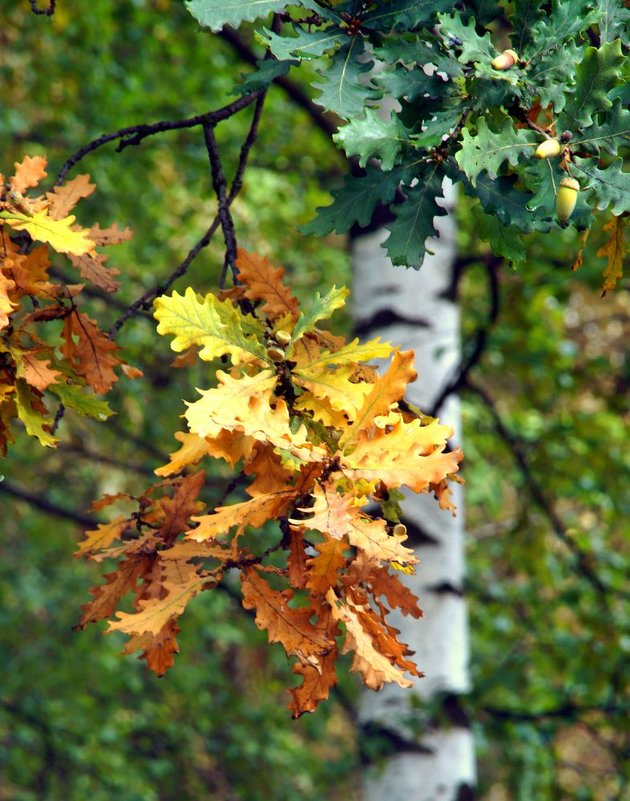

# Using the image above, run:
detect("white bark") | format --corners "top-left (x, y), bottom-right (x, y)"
top-left (352, 185), bottom-right (475, 799)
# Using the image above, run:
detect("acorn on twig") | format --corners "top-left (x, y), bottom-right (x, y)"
top-left (555, 177), bottom-right (580, 222)
top-left (491, 49), bottom-right (519, 70)
top-left (535, 138), bottom-right (562, 159)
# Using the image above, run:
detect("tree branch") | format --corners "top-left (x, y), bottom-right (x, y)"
top-left (0, 477), bottom-right (97, 527)
top-left (464, 379), bottom-right (612, 604)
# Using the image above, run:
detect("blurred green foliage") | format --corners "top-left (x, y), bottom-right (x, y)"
top-left (0, 2), bottom-right (628, 800)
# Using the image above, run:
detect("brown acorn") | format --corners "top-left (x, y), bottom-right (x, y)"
top-left (266, 345), bottom-right (286, 362)
top-left (392, 523), bottom-right (408, 538)
top-left (274, 329), bottom-right (292, 346)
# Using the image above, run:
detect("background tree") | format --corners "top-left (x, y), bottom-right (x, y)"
top-left (1, 2), bottom-right (628, 800)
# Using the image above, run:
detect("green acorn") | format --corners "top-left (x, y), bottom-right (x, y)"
top-left (491, 49), bottom-right (518, 70)
top-left (535, 139), bottom-right (561, 159)
top-left (556, 177), bottom-right (580, 222)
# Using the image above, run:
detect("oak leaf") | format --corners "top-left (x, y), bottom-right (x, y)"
top-left (76, 555), bottom-right (151, 628)
top-left (12, 348), bottom-right (62, 392)
top-left (9, 155), bottom-right (47, 193)
top-left (62, 310), bottom-right (121, 394)
top-left (0, 272), bottom-right (17, 330)
top-left (155, 431), bottom-right (213, 476)
top-left (305, 538), bottom-right (347, 595)
top-left (598, 214), bottom-right (625, 293)
top-left (45, 174), bottom-right (96, 219)
top-left (154, 287), bottom-right (268, 364)
top-left (68, 251), bottom-right (121, 293)
top-left (235, 248), bottom-right (300, 319)
top-left (188, 490), bottom-right (296, 542)
top-left (75, 516), bottom-right (130, 557)
top-left (122, 619), bottom-right (181, 677)
top-left (158, 471), bottom-right (205, 546)
top-left (1, 210), bottom-right (95, 256)
top-left (14, 379), bottom-right (57, 447)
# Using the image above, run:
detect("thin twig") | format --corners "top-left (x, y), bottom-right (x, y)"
top-left (55, 93), bottom-right (262, 186)
top-left (465, 379), bottom-right (611, 604)
top-left (203, 123), bottom-right (239, 283)
top-left (28, 0), bottom-right (56, 15)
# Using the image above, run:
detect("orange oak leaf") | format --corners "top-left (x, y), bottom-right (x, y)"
top-left (243, 442), bottom-right (293, 496)
top-left (108, 559), bottom-right (210, 637)
top-left (88, 223), bottom-right (134, 246)
top-left (3, 245), bottom-right (54, 298)
top-left (68, 251), bottom-right (121, 293)
top-left (287, 527), bottom-right (309, 590)
top-left (306, 538), bottom-right (347, 595)
top-left (241, 567), bottom-right (330, 658)
top-left (326, 588), bottom-right (416, 690)
top-left (339, 350), bottom-right (417, 446)
top-left (0, 272), bottom-right (17, 330)
top-left (46, 174), bottom-right (95, 219)
top-left (10, 155), bottom-right (47, 193)
top-left (158, 471), bottom-right (205, 546)
top-left (76, 555), bottom-right (151, 628)
top-left (62, 310), bottom-right (121, 394)
top-left (235, 248), bottom-right (300, 320)
top-left (122, 619), bottom-right (181, 676)
top-left (289, 645), bottom-right (338, 718)
top-left (13, 349), bottom-right (62, 391)
top-left (598, 214), bottom-right (626, 294)
top-left (75, 516), bottom-right (130, 558)
top-left (188, 489), bottom-right (297, 542)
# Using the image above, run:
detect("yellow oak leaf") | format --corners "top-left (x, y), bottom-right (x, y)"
top-left (294, 482), bottom-right (416, 564)
top-left (154, 287), bottom-right (268, 365)
top-left (293, 362), bottom-right (372, 421)
top-left (155, 431), bottom-right (213, 476)
top-left (293, 393), bottom-right (349, 429)
top-left (186, 369), bottom-right (322, 462)
top-left (1, 210), bottom-right (95, 256)
top-left (293, 336), bottom-right (393, 372)
top-left (14, 378), bottom-right (57, 447)
top-left (341, 418), bottom-right (461, 493)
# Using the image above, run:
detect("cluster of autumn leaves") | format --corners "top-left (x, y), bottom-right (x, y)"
top-left (0, 156), bottom-right (135, 452)
top-left (74, 249), bottom-right (461, 716)
top-left (2, 156), bottom-right (461, 714)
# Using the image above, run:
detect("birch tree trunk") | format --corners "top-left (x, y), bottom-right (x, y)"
top-left (352, 184), bottom-right (476, 800)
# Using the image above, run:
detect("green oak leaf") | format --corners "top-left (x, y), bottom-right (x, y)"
top-left (288, 286), bottom-right (350, 350)
top-left (14, 379), bottom-right (58, 447)
top-left (334, 109), bottom-right (408, 171)
top-left (300, 165), bottom-right (414, 236)
top-left (437, 12), bottom-right (495, 65)
top-left (384, 164), bottom-right (447, 268)
top-left (365, 0), bottom-right (453, 31)
top-left (598, 0), bottom-right (630, 44)
top-left (259, 25), bottom-right (345, 60)
top-left (526, 0), bottom-right (601, 61)
top-left (573, 100), bottom-right (630, 155)
top-left (471, 206), bottom-right (526, 265)
top-left (459, 170), bottom-right (539, 233)
top-left (186, 0), bottom-right (290, 31)
top-left (376, 64), bottom-right (451, 104)
top-left (375, 38), bottom-right (464, 79)
top-left (559, 40), bottom-right (625, 131)
top-left (312, 39), bottom-right (379, 119)
top-left (455, 116), bottom-right (537, 186)
top-left (48, 383), bottom-right (115, 421)
top-left (574, 157), bottom-right (630, 216)
top-left (527, 39), bottom-right (582, 113)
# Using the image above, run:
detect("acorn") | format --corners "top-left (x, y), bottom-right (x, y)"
top-left (535, 138), bottom-right (561, 159)
top-left (491, 49), bottom-right (518, 70)
top-left (392, 523), bottom-right (407, 538)
top-left (274, 329), bottom-right (292, 346)
top-left (266, 345), bottom-right (286, 362)
top-left (555, 177), bottom-right (580, 222)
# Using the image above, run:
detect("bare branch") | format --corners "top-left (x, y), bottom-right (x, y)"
top-left (0, 477), bottom-right (97, 527)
